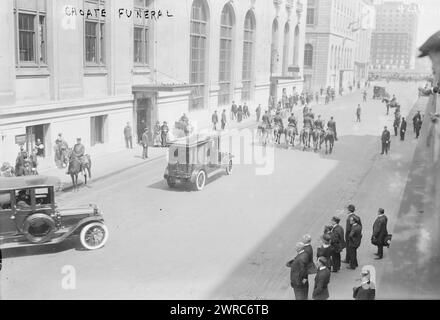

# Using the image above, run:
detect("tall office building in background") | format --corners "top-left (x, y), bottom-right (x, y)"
top-left (370, 1), bottom-right (420, 70)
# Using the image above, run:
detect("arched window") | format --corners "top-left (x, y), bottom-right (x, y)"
top-left (189, 0), bottom-right (209, 110)
top-left (282, 22), bottom-right (290, 75)
top-left (304, 44), bottom-right (313, 67)
top-left (270, 19), bottom-right (279, 74)
top-left (218, 4), bottom-right (234, 106)
top-left (293, 25), bottom-right (300, 66)
top-left (242, 10), bottom-right (255, 101)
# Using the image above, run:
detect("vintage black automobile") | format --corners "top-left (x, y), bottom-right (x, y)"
top-left (0, 176), bottom-right (108, 251)
top-left (163, 133), bottom-right (233, 191)
top-left (372, 86), bottom-right (390, 99)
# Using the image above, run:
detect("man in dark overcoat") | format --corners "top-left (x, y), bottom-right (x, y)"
top-left (347, 216), bottom-right (362, 270)
top-left (286, 242), bottom-right (310, 300)
top-left (312, 257), bottom-right (331, 300)
top-left (330, 216), bottom-right (345, 272)
top-left (400, 117), bottom-right (407, 141)
top-left (372, 208), bottom-right (388, 259)
top-left (343, 204), bottom-right (361, 264)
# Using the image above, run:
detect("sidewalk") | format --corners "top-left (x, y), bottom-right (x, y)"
top-left (38, 114), bottom-right (260, 192)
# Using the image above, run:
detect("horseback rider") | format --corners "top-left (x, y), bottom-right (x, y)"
top-left (308, 108), bottom-right (315, 120)
top-left (73, 138), bottom-right (85, 159)
top-left (274, 112), bottom-right (284, 127)
top-left (327, 116), bottom-right (338, 141)
top-left (303, 114), bottom-right (313, 129)
top-left (314, 115), bottom-right (324, 131)
top-left (288, 113), bottom-right (297, 127)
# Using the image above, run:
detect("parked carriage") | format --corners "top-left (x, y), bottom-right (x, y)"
top-left (164, 134), bottom-right (234, 191)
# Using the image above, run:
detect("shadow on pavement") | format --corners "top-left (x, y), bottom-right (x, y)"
top-left (2, 239), bottom-right (78, 259)
top-left (206, 123), bottom-right (435, 299)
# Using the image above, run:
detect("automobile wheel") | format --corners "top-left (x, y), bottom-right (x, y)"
top-left (226, 160), bottom-right (233, 175)
top-left (194, 170), bottom-right (206, 191)
top-left (79, 222), bottom-right (109, 250)
top-left (23, 213), bottom-right (56, 243)
top-left (167, 177), bottom-right (176, 188)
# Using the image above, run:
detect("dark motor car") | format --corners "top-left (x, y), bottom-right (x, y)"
top-left (0, 176), bottom-right (108, 251)
top-left (163, 133), bottom-right (234, 191)
top-left (373, 86), bottom-right (390, 99)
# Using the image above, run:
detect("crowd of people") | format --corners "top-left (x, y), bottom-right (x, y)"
top-left (286, 204), bottom-right (391, 300)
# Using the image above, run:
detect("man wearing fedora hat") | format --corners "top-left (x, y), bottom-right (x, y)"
top-left (286, 242), bottom-right (310, 300)
top-left (330, 216), bottom-right (345, 272)
top-left (372, 208), bottom-right (389, 260)
top-left (343, 204), bottom-right (361, 264)
top-left (347, 215), bottom-right (362, 270)
top-left (312, 256), bottom-right (331, 300)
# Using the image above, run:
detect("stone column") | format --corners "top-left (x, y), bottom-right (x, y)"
top-left (0, 0), bottom-right (16, 107)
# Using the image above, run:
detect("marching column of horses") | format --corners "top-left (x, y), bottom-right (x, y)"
top-left (257, 105), bottom-right (336, 155)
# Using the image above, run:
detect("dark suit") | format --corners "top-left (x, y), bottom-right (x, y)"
top-left (330, 224), bottom-right (345, 271)
top-left (345, 213), bottom-right (361, 262)
top-left (327, 120), bottom-right (337, 140)
top-left (316, 245), bottom-right (333, 268)
top-left (286, 251), bottom-right (309, 300)
top-left (347, 223), bottom-right (362, 269)
top-left (400, 119), bottom-right (407, 140)
top-left (312, 267), bottom-right (331, 300)
top-left (303, 244), bottom-right (316, 275)
top-left (372, 214), bottom-right (388, 258)
top-left (393, 118), bottom-right (400, 136)
top-left (381, 129), bottom-right (391, 154)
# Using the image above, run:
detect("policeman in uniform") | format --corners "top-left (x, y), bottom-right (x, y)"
top-left (273, 112), bottom-right (284, 128)
top-left (288, 113), bottom-right (297, 126)
top-left (73, 138), bottom-right (85, 159)
top-left (327, 117), bottom-right (337, 140)
top-left (314, 115), bottom-right (324, 131)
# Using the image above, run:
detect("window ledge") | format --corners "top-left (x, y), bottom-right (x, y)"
top-left (84, 66), bottom-right (108, 76)
top-left (132, 66), bottom-right (152, 75)
top-left (15, 66), bottom-right (50, 79)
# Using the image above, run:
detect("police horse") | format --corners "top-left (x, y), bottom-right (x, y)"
top-left (286, 123), bottom-right (298, 148)
top-left (324, 128), bottom-right (335, 154)
top-left (273, 122), bottom-right (285, 145)
top-left (312, 127), bottom-right (325, 152)
top-left (300, 125), bottom-right (312, 151)
top-left (67, 149), bottom-right (92, 192)
top-left (258, 123), bottom-right (273, 146)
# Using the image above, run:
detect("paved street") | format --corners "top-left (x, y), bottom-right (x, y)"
top-left (0, 81), bottom-right (427, 299)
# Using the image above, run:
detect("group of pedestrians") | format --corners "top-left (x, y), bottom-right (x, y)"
top-left (286, 203), bottom-right (390, 300)
top-left (230, 101), bottom-right (250, 123)
top-left (380, 102), bottom-right (423, 156)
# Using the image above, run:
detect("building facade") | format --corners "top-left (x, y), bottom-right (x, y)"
top-left (304, 0), bottom-right (374, 94)
top-left (370, 1), bottom-right (419, 70)
top-left (0, 0), bottom-right (307, 165)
